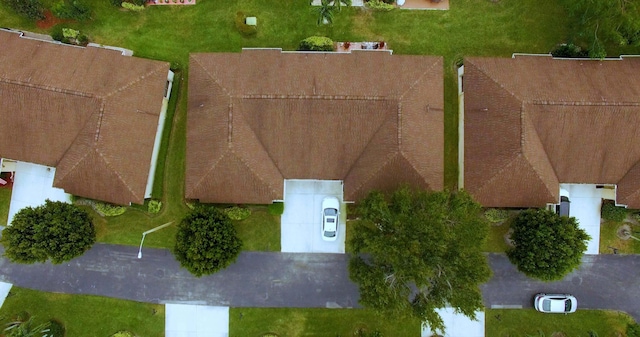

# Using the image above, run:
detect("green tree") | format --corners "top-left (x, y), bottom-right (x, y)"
top-left (2, 0), bottom-right (45, 20)
top-left (1, 200), bottom-right (96, 264)
top-left (316, 0), bottom-right (335, 25)
top-left (507, 209), bottom-right (590, 281)
top-left (561, 0), bottom-right (640, 58)
top-left (349, 188), bottom-right (491, 334)
top-left (174, 207), bottom-right (243, 277)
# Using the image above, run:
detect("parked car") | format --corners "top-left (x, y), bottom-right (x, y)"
top-left (321, 197), bottom-right (340, 241)
top-left (534, 293), bottom-right (577, 313)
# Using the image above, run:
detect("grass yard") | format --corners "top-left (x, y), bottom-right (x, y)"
top-left (0, 188), bottom-right (11, 227)
top-left (234, 207), bottom-right (281, 251)
top-left (484, 222), bottom-right (512, 253)
top-left (0, 287), bottom-right (164, 337)
top-left (229, 307), bottom-right (421, 336)
top-left (599, 220), bottom-right (640, 255)
top-left (485, 309), bottom-right (633, 337)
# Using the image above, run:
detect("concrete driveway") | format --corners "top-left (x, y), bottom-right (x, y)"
top-left (422, 308), bottom-right (485, 337)
top-left (281, 179), bottom-right (345, 253)
top-left (561, 184), bottom-right (608, 254)
top-left (7, 161), bottom-right (71, 224)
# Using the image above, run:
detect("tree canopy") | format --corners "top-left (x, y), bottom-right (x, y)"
top-left (507, 209), bottom-right (590, 281)
top-left (174, 206), bottom-right (243, 277)
top-left (561, 0), bottom-right (640, 58)
top-left (348, 188), bottom-right (491, 333)
top-left (1, 200), bottom-right (96, 264)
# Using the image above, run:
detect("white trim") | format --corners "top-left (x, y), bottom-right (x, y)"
top-left (457, 65), bottom-right (465, 189)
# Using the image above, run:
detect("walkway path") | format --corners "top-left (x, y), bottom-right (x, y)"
top-left (0, 245), bottom-right (639, 321)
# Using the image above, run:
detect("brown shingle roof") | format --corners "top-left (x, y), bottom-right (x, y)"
top-left (463, 55), bottom-right (640, 208)
top-left (0, 30), bottom-right (170, 205)
top-left (187, 49), bottom-right (444, 203)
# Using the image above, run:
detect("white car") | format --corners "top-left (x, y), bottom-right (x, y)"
top-left (534, 293), bottom-right (577, 313)
top-left (321, 197), bottom-right (340, 241)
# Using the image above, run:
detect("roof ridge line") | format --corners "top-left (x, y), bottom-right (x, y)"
top-left (343, 112), bottom-right (397, 181)
top-left (102, 63), bottom-right (168, 99)
top-left (398, 57), bottom-right (440, 99)
top-left (240, 94), bottom-right (389, 100)
top-left (192, 55), bottom-right (232, 98)
top-left (467, 60), bottom-right (523, 103)
top-left (474, 154), bottom-right (521, 197)
top-left (0, 78), bottom-right (93, 98)
top-left (530, 100), bottom-right (640, 106)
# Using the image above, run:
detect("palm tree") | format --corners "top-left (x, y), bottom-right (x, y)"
top-left (333, 0), bottom-right (351, 12)
top-left (317, 0), bottom-right (334, 25)
top-left (4, 317), bottom-right (50, 337)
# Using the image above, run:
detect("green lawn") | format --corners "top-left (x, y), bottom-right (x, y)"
top-left (0, 188), bottom-right (11, 227)
top-left (485, 309), bottom-right (633, 337)
top-left (599, 220), bottom-right (640, 255)
top-left (0, 287), bottom-right (164, 337)
top-left (484, 222), bottom-right (512, 253)
top-left (229, 307), bottom-right (421, 336)
top-left (234, 207), bottom-right (281, 251)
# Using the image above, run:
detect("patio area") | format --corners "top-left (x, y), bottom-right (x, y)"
top-left (335, 41), bottom-right (390, 53)
top-left (147, 0), bottom-right (196, 5)
top-left (398, 0), bottom-right (449, 10)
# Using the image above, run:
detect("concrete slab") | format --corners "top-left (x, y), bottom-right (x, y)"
top-left (0, 282), bottom-right (12, 308)
top-left (281, 179), bottom-right (345, 253)
top-left (421, 308), bottom-right (484, 337)
top-left (560, 184), bottom-right (603, 254)
top-left (7, 162), bottom-right (71, 225)
top-left (166, 304), bottom-right (229, 337)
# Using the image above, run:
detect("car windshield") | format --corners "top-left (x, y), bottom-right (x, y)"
top-left (324, 208), bottom-right (338, 216)
top-left (324, 230), bottom-right (336, 237)
top-left (565, 299), bottom-right (572, 312)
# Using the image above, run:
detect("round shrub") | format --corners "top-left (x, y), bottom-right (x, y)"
top-left (268, 202), bottom-right (284, 215)
top-left (174, 207), bottom-right (243, 276)
top-left (551, 43), bottom-right (588, 58)
top-left (47, 319), bottom-right (65, 337)
top-left (147, 200), bottom-right (162, 214)
top-left (224, 206), bottom-right (251, 221)
top-left (93, 202), bottom-right (127, 217)
top-left (51, 25), bottom-right (68, 43)
top-left (601, 202), bottom-right (627, 222)
top-left (298, 36), bottom-right (334, 51)
top-left (364, 0), bottom-right (394, 11)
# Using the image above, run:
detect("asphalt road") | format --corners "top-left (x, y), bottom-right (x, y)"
top-left (0, 245), bottom-right (639, 321)
top-left (0, 244), bottom-right (360, 309)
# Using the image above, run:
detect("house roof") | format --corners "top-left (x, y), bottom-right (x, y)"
top-left (0, 30), bottom-right (170, 205)
top-left (463, 55), bottom-right (640, 208)
top-left (187, 49), bottom-right (444, 204)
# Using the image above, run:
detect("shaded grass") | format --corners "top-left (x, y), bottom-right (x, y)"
top-left (0, 188), bottom-right (11, 227)
top-left (234, 207), bottom-right (281, 251)
top-left (484, 222), bottom-right (511, 253)
top-left (0, 287), bottom-right (164, 337)
top-left (229, 307), bottom-right (421, 336)
top-left (485, 308), bottom-right (633, 337)
top-left (599, 220), bottom-right (640, 254)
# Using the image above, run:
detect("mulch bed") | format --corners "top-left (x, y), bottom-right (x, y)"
top-left (36, 11), bottom-right (71, 30)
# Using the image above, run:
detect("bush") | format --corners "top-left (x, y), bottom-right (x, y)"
top-left (2, 0), bottom-right (44, 20)
top-left (484, 208), bottom-right (509, 223)
top-left (298, 36), bottom-right (334, 51)
top-left (51, 0), bottom-right (91, 21)
top-left (128, 0), bottom-right (146, 6)
top-left (551, 43), bottom-right (588, 58)
top-left (93, 202), bottom-right (127, 217)
top-left (62, 28), bottom-right (79, 39)
top-left (147, 200), bottom-right (162, 214)
top-left (47, 319), bottom-right (65, 337)
top-left (601, 201), bottom-right (627, 222)
top-left (364, 0), bottom-right (394, 11)
top-left (268, 202), bottom-right (284, 215)
top-left (235, 11), bottom-right (257, 36)
top-left (76, 33), bottom-right (88, 46)
top-left (628, 323), bottom-right (640, 337)
top-left (121, 2), bottom-right (145, 10)
top-left (224, 206), bottom-right (252, 221)
top-left (1, 200), bottom-right (96, 264)
top-left (174, 207), bottom-right (243, 276)
top-left (110, 0), bottom-right (123, 6)
top-left (507, 209), bottom-right (590, 281)
top-left (51, 25), bottom-right (68, 43)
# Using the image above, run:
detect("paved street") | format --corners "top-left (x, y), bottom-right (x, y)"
top-left (0, 244), bottom-right (360, 309)
top-left (0, 245), bottom-right (639, 321)
top-left (483, 253), bottom-right (640, 320)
